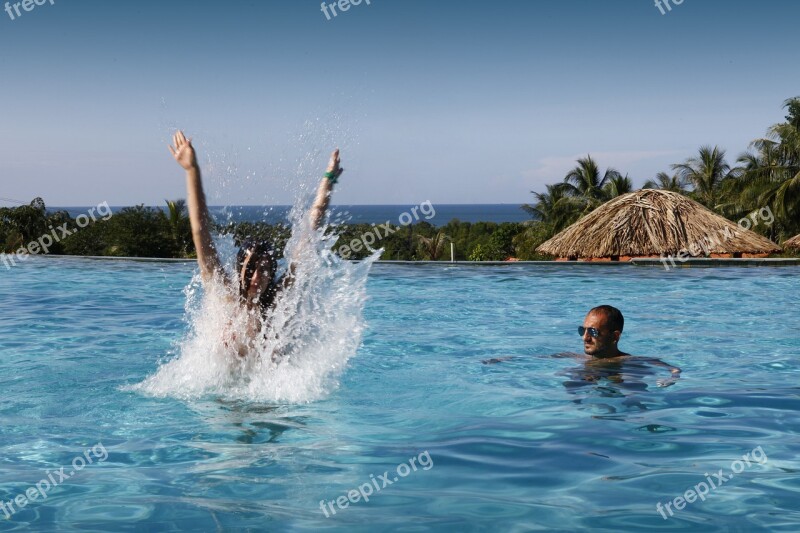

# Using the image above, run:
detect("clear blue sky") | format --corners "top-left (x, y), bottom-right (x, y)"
top-left (1, 0), bottom-right (798, 207)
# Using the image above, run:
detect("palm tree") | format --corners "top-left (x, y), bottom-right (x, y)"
top-left (643, 172), bottom-right (688, 194)
top-left (165, 199), bottom-right (190, 256)
top-left (730, 97), bottom-right (800, 236)
top-left (417, 231), bottom-right (451, 261)
top-left (603, 174), bottom-right (633, 199)
top-left (671, 146), bottom-right (732, 210)
top-left (768, 97), bottom-right (800, 225)
top-left (725, 139), bottom-right (783, 212)
top-left (562, 155), bottom-right (622, 213)
top-left (522, 183), bottom-right (580, 233)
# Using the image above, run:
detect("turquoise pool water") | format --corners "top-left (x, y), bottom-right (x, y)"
top-left (1, 257), bottom-right (799, 531)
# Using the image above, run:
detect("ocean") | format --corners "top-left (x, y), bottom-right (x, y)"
top-left (53, 204), bottom-right (532, 227)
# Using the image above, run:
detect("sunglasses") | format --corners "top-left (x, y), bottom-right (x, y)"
top-left (578, 326), bottom-right (601, 338)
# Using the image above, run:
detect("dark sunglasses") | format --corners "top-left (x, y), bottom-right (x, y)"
top-left (578, 326), bottom-right (601, 338)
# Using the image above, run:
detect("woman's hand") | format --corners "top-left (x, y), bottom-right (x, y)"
top-left (168, 131), bottom-right (198, 171)
top-left (326, 148), bottom-right (344, 182)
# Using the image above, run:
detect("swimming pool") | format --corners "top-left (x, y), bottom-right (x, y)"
top-left (1, 257), bottom-right (799, 531)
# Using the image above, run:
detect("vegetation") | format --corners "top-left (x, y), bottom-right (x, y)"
top-left (329, 220), bottom-right (525, 261)
top-left (0, 199), bottom-right (532, 262)
top-left (1, 199), bottom-right (191, 258)
top-left (522, 96), bottom-right (800, 254)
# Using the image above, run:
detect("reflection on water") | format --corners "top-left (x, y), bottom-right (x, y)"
top-left (213, 399), bottom-right (301, 445)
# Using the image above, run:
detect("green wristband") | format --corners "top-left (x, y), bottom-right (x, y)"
top-left (325, 171), bottom-right (339, 184)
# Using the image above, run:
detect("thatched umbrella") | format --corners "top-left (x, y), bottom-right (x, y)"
top-left (784, 234), bottom-right (800, 251)
top-left (536, 190), bottom-right (780, 261)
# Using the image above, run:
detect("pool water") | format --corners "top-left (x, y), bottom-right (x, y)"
top-left (1, 257), bottom-right (799, 531)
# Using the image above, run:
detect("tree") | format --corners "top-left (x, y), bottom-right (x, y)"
top-left (728, 97), bottom-right (800, 238)
top-left (165, 199), bottom-right (193, 257)
top-left (522, 183), bottom-right (580, 235)
top-left (643, 172), bottom-right (688, 194)
top-left (671, 146), bottom-right (732, 210)
top-left (603, 174), bottom-right (633, 199)
top-left (104, 205), bottom-right (177, 258)
top-left (0, 198), bottom-right (49, 253)
top-left (563, 155), bottom-right (622, 214)
top-left (417, 231), bottom-right (451, 261)
top-left (768, 97), bottom-right (800, 226)
top-left (468, 243), bottom-right (501, 261)
top-left (488, 223), bottom-right (522, 259)
top-left (512, 222), bottom-right (553, 261)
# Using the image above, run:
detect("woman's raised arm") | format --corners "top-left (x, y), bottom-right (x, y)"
top-left (168, 131), bottom-right (224, 284)
top-left (280, 149), bottom-right (344, 290)
top-left (309, 149), bottom-right (344, 231)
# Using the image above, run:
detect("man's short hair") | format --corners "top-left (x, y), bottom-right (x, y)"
top-left (590, 305), bottom-right (624, 333)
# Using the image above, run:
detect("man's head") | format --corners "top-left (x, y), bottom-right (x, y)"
top-left (236, 239), bottom-right (277, 309)
top-left (580, 305), bottom-right (624, 358)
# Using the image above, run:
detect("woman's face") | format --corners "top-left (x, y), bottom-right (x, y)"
top-left (240, 251), bottom-right (275, 305)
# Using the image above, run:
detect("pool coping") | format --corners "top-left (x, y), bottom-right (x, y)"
top-left (30, 255), bottom-right (800, 268)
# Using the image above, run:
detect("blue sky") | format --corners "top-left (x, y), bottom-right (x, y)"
top-left (0, 0), bottom-right (798, 207)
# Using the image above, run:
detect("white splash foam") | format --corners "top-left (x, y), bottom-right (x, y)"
top-left (132, 199), bottom-right (378, 404)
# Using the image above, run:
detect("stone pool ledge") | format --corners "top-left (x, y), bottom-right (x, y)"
top-left (376, 258), bottom-right (800, 267)
top-left (39, 254), bottom-right (195, 263)
top-left (630, 257), bottom-right (800, 267)
top-left (31, 255), bottom-right (800, 267)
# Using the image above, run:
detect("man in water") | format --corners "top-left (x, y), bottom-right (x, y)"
top-left (482, 306), bottom-right (628, 364)
top-left (566, 305), bottom-right (681, 388)
top-left (484, 305), bottom-right (681, 388)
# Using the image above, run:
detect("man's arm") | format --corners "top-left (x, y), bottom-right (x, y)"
top-left (648, 358), bottom-right (682, 387)
top-left (481, 356), bottom-right (515, 365)
top-left (168, 131), bottom-right (224, 284)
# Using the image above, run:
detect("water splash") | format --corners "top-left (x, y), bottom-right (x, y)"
top-left (132, 171), bottom-right (377, 405)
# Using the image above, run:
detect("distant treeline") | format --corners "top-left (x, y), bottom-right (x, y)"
top-left (0, 198), bottom-right (546, 261)
top-left (0, 200), bottom-right (191, 259)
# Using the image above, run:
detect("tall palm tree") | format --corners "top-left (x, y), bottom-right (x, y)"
top-left (643, 172), bottom-right (688, 194)
top-left (671, 146), bottom-right (732, 210)
top-left (725, 139), bottom-right (783, 211)
top-left (562, 155), bottom-right (622, 213)
top-left (768, 97), bottom-right (800, 225)
top-left (728, 98), bottom-right (800, 236)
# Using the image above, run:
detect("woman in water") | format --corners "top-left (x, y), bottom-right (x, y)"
top-left (168, 131), bottom-right (344, 357)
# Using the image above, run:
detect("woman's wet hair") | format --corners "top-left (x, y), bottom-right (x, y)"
top-left (236, 238), bottom-right (278, 311)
